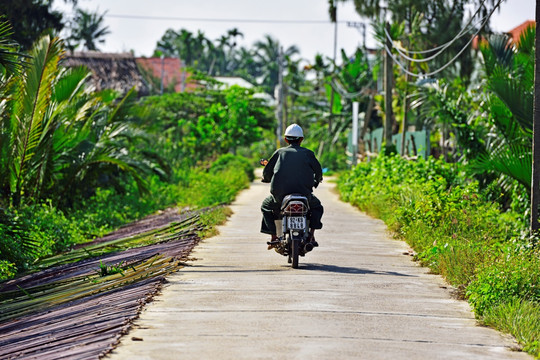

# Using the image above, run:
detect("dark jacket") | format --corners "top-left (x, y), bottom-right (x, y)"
top-left (262, 144), bottom-right (323, 200)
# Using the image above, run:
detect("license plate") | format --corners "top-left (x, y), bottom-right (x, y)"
top-left (287, 216), bottom-right (305, 230)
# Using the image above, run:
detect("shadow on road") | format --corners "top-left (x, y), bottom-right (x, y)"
top-left (301, 263), bottom-right (416, 277)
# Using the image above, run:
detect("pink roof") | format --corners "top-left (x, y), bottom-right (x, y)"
top-left (136, 57), bottom-right (197, 92)
top-left (507, 20), bottom-right (535, 42)
top-left (473, 20), bottom-right (535, 49)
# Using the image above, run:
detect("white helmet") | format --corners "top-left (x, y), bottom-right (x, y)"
top-left (284, 123), bottom-right (304, 139)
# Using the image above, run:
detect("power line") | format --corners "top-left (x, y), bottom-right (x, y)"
top-left (384, 0), bottom-right (503, 78)
top-left (331, 78), bottom-right (370, 99)
top-left (288, 87), bottom-right (320, 97)
top-left (386, 16), bottom-right (486, 63)
top-left (103, 14), bottom-right (360, 24)
top-left (385, 0), bottom-right (488, 56)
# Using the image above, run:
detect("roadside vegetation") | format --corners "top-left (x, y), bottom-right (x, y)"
top-left (337, 20), bottom-right (539, 357)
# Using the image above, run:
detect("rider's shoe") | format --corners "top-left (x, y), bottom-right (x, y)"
top-left (307, 233), bottom-right (319, 247)
top-left (267, 235), bottom-right (279, 250)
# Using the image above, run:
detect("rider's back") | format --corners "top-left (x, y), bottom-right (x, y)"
top-left (264, 144), bottom-right (322, 200)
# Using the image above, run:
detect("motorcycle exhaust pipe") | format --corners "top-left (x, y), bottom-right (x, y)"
top-left (304, 242), bottom-right (314, 253)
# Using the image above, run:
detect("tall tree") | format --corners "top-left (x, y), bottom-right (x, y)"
top-left (67, 8), bottom-right (110, 51)
top-left (0, 0), bottom-right (77, 50)
top-left (253, 35), bottom-right (299, 94)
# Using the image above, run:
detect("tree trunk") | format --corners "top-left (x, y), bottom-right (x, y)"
top-left (531, 1), bottom-right (540, 233)
top-left (400, 71), bottom-right (410, 156)
top-left (384, 22), bottom-right (394, 153)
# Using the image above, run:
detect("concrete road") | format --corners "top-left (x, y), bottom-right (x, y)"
top-left (109, 178), bottom-right (530, 360)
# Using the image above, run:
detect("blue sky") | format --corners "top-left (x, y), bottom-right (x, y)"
top-left (54, 0), bottom-right (534, 61)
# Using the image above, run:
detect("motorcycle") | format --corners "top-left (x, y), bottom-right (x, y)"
top-left (260, 159), bottom-right (314, 269)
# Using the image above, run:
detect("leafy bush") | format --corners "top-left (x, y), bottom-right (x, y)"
top-left (0, 209), bottom-right (35, 277)
top-left (175, 163), bottom-right (251, 207)
top-left (210, 153), bottom-right (255, 182)
top-left (136, 87), bottom-right (273, 167)
top-left (467, 248), bottom-right (540, 316)
top-left (0, 204), bottom-right (86, 277)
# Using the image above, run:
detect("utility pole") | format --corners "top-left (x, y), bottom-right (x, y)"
top-left (352, 101), bottom-right (359, 166)
top-left (329, 0), bottom-right (338, 133)
top-left (400, 21), bottom-right (412, 157)
top-left (384, 21), bottom-right (394, 153)
top-left (275, 47), bottom-right (285, 148)
top-left (400, 71), bottom-right (410, 156)
top-left (531, 1), bottom-right (540, 233)
top-left (346, 21), bottom-right (366, 49)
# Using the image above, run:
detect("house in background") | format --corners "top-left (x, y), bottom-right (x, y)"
top-left (507, 20), bottom-right (535, 43)
top-left (213, 76), bottom-right (275, 105)
top-left (472, 19), bottom-right (534, 49)
top-left (136, 57), bottom-right (197, 94)
top-left (63, 52), bottom-right (198, 96)
top-left (62, 52), bottom-right (149, 95)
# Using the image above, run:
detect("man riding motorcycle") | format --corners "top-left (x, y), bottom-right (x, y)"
top-left (261, 124), bottom-right (324, 249)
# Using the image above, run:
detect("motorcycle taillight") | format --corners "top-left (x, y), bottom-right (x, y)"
top-left (284, 201), bottom-right (308, 215)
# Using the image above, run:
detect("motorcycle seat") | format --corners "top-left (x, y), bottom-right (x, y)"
top-left (281, 194), bottom-right (310, 210)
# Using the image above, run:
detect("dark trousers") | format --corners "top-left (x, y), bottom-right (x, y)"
top-left (260, 194), bottom-right (323, 235)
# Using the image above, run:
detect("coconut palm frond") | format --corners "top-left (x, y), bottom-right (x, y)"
top-left (472, 143), bottom-right (532, 189)
top-left (488, 95), bottom-right (529, 143)
top-left (52, 66), bottom-right (92, 103)
top-left (515, 24), bottom-right (535, 56)
top-left (483, 34), bottom-right (515, 71)
top-left (10, 36), bottom-right (64, 204)
top-left (488, 75), bottom-right (533, 133)
top-left (0, 19), bottom-right (29, 76)
top-left (0, 208), bottom-right (41, 258)
top-left (108, 87), bottom-right (137, 124)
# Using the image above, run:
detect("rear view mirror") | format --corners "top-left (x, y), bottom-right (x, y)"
top-left (259, 159), bottom-right (268, 166)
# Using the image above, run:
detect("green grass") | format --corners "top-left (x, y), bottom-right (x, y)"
top-left (197, 207), bottom-right (234, 238)
top-left (482, 299), bottom-right (540, 356)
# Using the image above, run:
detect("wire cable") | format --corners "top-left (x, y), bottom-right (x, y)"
top-left (387, 16), bottom-right (486, 63)
top-left (287, 87), bottom-right (320, 97)
top-left (384, 0), bottom-right (488, 56)
top-left (385, 0), bottom-right (503, 78)
top-left (102, 13), bottom-right (360, 24)
top-left (330, 78), bottom-right (371, 99)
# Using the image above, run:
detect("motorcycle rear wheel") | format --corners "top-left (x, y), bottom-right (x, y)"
top-left (291, 239), bottom-right (299, 268)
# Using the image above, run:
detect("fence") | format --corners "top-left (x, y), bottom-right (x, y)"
top-left (347, 127), bottom-right (430, 163)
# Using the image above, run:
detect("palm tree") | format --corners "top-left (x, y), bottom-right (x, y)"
top-left (68, 8), bottom-right (110, 51)
top-left (1, 35), bottom-right (167, 206)
top-left (472, 27), bottom-right (535, 192)
top-left (156, 29), bottom-right (211, 69)
top-left (232, 46), bottom-right (259, 83)
top-left (1, 35), bottom-right (65, 205)
top-left (0, 19), bottom-right (29, 203)
top-left (253, 35), bottom-right (299, 94)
